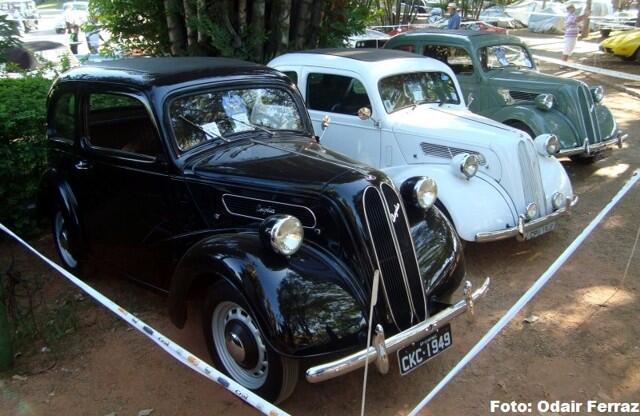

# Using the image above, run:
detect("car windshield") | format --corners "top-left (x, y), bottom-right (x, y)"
top-left (482, 44), bottom-right (533, 70)
top-left (378, 71), bottom-right (460, 113)
top-left (170, 87), bottom-right (305, 152)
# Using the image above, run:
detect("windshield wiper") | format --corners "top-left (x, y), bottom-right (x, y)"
top-left (410, 99), bottom-right (446, 109)
top-left (179, 115), bottom-right (230, 143)
top-left (226, 116), bottom-right (275, 137)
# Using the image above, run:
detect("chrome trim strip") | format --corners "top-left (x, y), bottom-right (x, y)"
top-left (381, 182), bottom-right (429, 321)
top-left (221, 193), bottom-right (317, 228)
top-left (305, 277), bottom-right (491, 383)
top-left (377, 184), bottom-right (418, 324)
top-left (475, 195), bottom-right (579, 242)
top-left (557, 131), bottom-right (627, 156)
top-left (362, 186), bottom-right (405, 331)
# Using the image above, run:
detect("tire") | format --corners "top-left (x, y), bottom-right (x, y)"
top-left (51, 205), bottom-right (85, 274)
top-left (202, 280), bottom-right (299, 403)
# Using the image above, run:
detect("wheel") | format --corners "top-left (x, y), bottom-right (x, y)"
top-left (569, 152), bottom-right (606, 164)
top-left (52, 207), bottom-right (84, 273)
top-left (202, 280), bottom-right (299, 403)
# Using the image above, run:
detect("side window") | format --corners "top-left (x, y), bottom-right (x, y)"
top-left (393, 44), bottom-right (415, 53)
top-left (422, 45), bottom-right (474, 75)
top-left (86, 93), bottom-right (161, 157)
top-left (306, 73), bottom-right (371, 116)
top-left (50, 92), bottom-right (76, 141)
top-left (282, 71), bottom-right (298, 85)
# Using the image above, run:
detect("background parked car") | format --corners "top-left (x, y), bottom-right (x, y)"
top-left (0, 0), bottom-right (39, 33)
top-left (270, 49), bottom-right (577, 243)
top-left (600, 28), bottom-right (640, 61)
top-left (385, 30), bottom-right (625, 162)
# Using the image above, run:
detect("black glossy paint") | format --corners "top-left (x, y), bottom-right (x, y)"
top-left (40, 57), bottom-right (464, 358)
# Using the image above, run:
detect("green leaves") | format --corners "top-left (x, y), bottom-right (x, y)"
top-left (0, 75), bottom-right (52, 235)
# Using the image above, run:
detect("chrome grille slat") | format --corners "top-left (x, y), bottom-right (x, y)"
top-left (518, 140), bottom-right (547, 217)
top-left (509, 90), bottom-right (538, 101)
top-left (363, 185), bottom-right (427, 331)
top-left (578, 85), bottom-right (602, 143)
top-left (420, 142), bottom-right (481, 160)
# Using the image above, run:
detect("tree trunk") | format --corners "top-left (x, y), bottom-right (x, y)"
top-left (581, 0), bottom-right (592, 38)
top-left (275, 0), bottom-right (292, 55)
top-left (252, 0), bottom-right (266, 62)
top-left (183, 0), bottom-right (196, 48)
top-left (164, 0), bottom-right (187, 55)
top-left (222, 0), bottom-right (242, 49)
top-left (294, 0), bottom-right (313, 50)
top-left (196, 0), bottom-right (206, 43)
top-left (238, 0), bottom-right (247, 35)
top-left (306, 0), bottom-right (325, 48)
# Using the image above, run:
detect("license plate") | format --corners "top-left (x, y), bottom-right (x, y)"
top-left (397, 324), bottom-right (452, 376)
top-left (524, 221), bottom-right (556, 240)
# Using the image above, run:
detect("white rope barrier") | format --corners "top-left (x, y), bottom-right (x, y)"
top-left (533, 54), bottom-right (640, 82)
top-left (409, 169), bottom-right (640, 416)
top-left (0, 223), bottom-right (290, 416)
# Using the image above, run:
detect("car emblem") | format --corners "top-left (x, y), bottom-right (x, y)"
top-left (389, 203), bottom-right (400, 223)
top-left (256, 205), bottom-right (276, 216)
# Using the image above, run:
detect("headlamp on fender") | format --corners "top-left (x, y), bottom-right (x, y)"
top-left (260, 215), bottom-right (303, 256)
top-left (534, 134), bottom-right (560, 156)
top-left (451, 153), bottom-right (478, 179)
top-left (535, 93), bottom-right (554, 111)
top-left (413, 177), bottom-right (438, 209)
top-left (590, 85), bottom-right (604, 103)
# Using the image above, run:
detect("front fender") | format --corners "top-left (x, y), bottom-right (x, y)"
top-left (169, 232), bottom-right (367, 357)
top-left (384, 165), bottom-right (517, 242)
top-left (492, 104), bottom-right (581, 149)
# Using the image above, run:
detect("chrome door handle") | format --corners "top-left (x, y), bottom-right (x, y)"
top-left (75, 160), bottom-right (91, 170)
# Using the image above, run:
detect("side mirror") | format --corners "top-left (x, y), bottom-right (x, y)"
top-left (467, 92), bottom-right (475, 109)
top-left (321, 115), bottom-right (331, 130)
top-left (357, 107), bottom-right (372, 120)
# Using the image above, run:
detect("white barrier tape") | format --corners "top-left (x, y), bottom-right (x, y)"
top-left (533, 53), bottom-right (640, 82)
top-left (0, 223), bottom-right (290, 416)
top-left (409, 169), bottom-right (640, 416)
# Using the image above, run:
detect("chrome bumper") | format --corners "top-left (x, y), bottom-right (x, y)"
top-left (475, 195), bottom-right (579, 242)
top-left (305, 277), bottom-right (491, 383)
top-left (558, 131), bottom-right (627, 157)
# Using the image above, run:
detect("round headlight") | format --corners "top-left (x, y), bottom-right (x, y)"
top-left (534, 134), bottom-right (560, 156)
top-left (265, 215), bottom-right (303, 256)
top-left (525, 202), bottom-right (538, 220)
top-left (535, 93), bottom-right (554, 111)
top-left (451, 153), bottom-right (478, 179)
top-left (414, 177), bottom-right (438, 209)
top-left (552, 192), bottom-right (566, 210)
top-left (591, 86), bottom-right (604, 103)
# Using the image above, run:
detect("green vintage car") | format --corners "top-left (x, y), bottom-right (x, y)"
top-left (385, 30), bottom-right (626, 162)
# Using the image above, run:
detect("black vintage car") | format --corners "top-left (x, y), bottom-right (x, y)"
top-left (38, 58), bottom-right (489, 402)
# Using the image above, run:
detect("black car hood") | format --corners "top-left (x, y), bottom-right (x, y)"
top-left (185, 135), bottom-right (374, 188)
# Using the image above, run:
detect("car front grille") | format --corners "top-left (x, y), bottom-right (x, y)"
top-left (363, 185), bottom-right (426, 330)
top-left (518, 140), bottom-right (547, 217)
top-left (509, 90), bottom-right (538, 102)
top-left (577, 85), bottom-right (603, 143)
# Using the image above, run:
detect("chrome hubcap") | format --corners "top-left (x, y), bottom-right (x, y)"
top-left (54, 211), bottom-right (77, 268)
top-left (212, 301), bottom-right (268, 389)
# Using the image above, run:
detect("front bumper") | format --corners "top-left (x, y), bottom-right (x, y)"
top-left (558, 130), bottom-right (627, 157)
top-left (305, 277), bottom-right (491, 383)
top-left (475, 195), bottom-right (579, 242)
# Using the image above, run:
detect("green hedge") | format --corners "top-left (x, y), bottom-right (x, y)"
top-left (0, 74), bottom-right (52, 235)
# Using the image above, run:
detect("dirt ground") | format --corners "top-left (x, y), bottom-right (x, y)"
top-left (1, 36), bottom-right (639, 416)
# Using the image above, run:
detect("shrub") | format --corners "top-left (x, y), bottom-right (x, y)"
top-left (0, 74), bottom-right (52, 235)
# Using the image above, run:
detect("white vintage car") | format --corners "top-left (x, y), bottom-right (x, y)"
top-left (269, 49), bottom-right (577, 242)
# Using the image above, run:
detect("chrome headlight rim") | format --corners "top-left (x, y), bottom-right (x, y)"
top-left (534, 133), bottom-right (560, 156)
top-left (552, 192), bottom-right (566, 210)
top-left (535, 93), bottom-right (554, 111)
top-left (451, 153), bottom-right (479, 179)
top-left (590, 85), bottom-right (604, 103)
top-left (414, 177), bottom-right (438, 209)
top-left (265, 215), bottom-right (303, 256)
top-left (525, 202), bottom-right (538, 220)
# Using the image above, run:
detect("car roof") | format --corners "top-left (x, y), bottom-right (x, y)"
top-left (57, 57), bottom-right (286, 88)
top-left (298, 48), bottom-right (419, 62)
top-left (389, 29), bottom-right (524, 47)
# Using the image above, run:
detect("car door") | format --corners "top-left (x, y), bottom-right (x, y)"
top-left (301, 69), bottom-right (382, 168)
top-left (72, 87), bottom-right (172, 289)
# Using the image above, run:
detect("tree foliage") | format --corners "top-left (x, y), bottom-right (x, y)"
top-left (0, 14), bottom-right (22, 64)
top-left (90, 0), bottom-right (374, 62)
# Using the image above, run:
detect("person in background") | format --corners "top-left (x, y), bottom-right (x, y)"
top-left (447, 3), bottom-right (461, 29)
top-left (86, 23), bottom-right (104, 54)
top-left (562, 4), bottom-right (590, 61)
